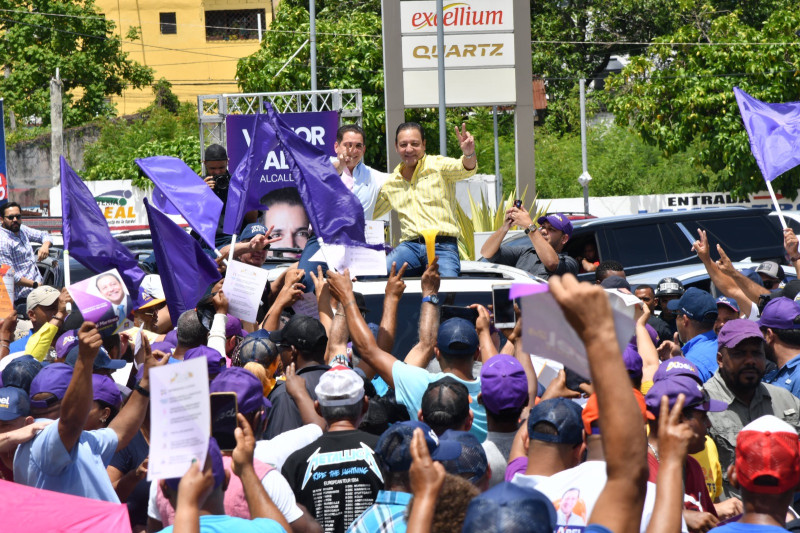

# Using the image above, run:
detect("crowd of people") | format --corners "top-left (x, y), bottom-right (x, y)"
top-left (0, 121), bottom-right (799, 533)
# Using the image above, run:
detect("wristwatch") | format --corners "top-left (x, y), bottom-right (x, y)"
top-left (524, 224), bottom-right (536, 235)
top-left (32, 281), bottom-right (39, 289)
top-left (422, 294), bottom-right (440, 306)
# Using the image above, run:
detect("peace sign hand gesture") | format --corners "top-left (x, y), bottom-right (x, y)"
top-left (454, 122), bottom-right (475, 156)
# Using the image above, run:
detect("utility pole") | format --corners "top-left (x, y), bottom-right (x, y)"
top-left (436, 0), bottom-right (446, 155)
top-left (310, 0), bottom-right (317, 111)
top-left (578, 79), bottom-right (592, 215)
top-left (50, 68), bottom-right (63, 186)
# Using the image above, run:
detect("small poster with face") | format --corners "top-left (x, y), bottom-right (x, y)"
top-left (68, 269), bottom-right (133, 336)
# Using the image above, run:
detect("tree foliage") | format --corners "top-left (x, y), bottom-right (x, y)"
top-left (605, 5), bottom-right (800, 197)
top-left (0, 0), bottom-right (153, 127)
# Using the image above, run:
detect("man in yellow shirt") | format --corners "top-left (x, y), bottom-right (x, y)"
top-left (373, 122), bottom-right (477, 277)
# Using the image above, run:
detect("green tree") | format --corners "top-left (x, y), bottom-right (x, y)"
top-left (606, 5), bottom-right (800, 198)
top-left (0, 0), bottom-right (153, 127)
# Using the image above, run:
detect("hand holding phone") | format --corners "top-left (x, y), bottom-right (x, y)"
top-left (210, 392), bottom-right (239, 452)
top-left (492, 284), bottom-right (515, 329)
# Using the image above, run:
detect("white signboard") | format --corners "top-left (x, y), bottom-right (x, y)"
top-left (404, 68), bottom-right (516, 107)
top-left (400, 0), bottom-right (514, 34)
top-left (401, 33), bottom-right (516, 69)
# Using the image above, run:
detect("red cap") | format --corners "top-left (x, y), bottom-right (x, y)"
top-left (582, 389), bottom-right (647, 435)
top-left (736, 415), bottom-right (800, 494)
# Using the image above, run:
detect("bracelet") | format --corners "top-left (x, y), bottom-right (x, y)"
top-left (464, 152), bottom-right (476, 159)
top-left (0, 340), bottom-right (8, 347)
top-left (343, 300), bottom-right (357, 308)
top-left (134, 384), bottom-right (150, 398)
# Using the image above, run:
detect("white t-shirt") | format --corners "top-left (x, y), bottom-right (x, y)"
top-left (482, 431), bottom-right (515, 488)
top-left (254, 424), bottom-right (323, 470)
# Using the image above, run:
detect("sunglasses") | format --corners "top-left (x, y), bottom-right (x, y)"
top-left (4, 214), bottom-right (21, 220)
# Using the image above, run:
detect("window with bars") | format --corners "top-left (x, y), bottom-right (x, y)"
top-left (160, 12), bottom-right (177, 34)
top-left (205, 9), bottom-right (264, 41)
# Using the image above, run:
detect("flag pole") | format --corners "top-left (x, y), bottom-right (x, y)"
top-left (765, 180), bottom-right (787, 230)
top-left (63, 248), bottom-right (72, 312)
top-left (228, 234), bottom-right (237, 262)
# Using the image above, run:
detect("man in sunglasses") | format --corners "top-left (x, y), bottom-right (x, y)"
top-left (754, 260), bottom-right (785, 290)
top-left (0, 202), bottom-right (52, 307)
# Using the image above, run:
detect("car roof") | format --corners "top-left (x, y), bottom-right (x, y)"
top-left (626, 261), bottom-right (794, 286)
top-left (568, 206), bottom-right (764, 229)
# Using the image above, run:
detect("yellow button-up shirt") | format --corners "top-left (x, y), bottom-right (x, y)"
top-left (373, 154), bottom-right (477, 242)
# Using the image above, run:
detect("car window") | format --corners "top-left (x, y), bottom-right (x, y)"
top-left (362, 289), bottom-right (492, 360)
top-left (662, 223), bottom-right (696, 262)
top-left (610, 225), bottom-right (668, 268)
top-left (693, 215), bottom-right (782, 261)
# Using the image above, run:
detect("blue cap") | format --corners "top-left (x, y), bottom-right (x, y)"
top-left (537, 213), bottom-right (574, 237)
top-left (375, 420), bottom-right (462, 472)
top-left (440, 429), bottom-right (489, 484)
top-left (240, 223), bottom-right (268, 241)
top-left (437, 318), bottom-right (479, 356)
top-left (666, 287), bottom-right (717, 322)
top-left (0, 386), bottom-right (31, 421)
top-left (716, 296), bottom-right (740, 313)
top-left (527, 398), bottom-right (583, 445)
top-left (65, 345), bottom-right (127, 372)
top-left (462, 482), bottom-right (557, 533)
top-left (1, 355), bottom-right (42, 393)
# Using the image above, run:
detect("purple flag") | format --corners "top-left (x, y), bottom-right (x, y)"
top-left (266, 105), bottom-right (376, 248)
top-left (734, 87), bottom-right (800, 182)
top-left (136, 156), bottom-right (223, 249)
top-left (144, 198), bottom-right (221, 325)
top-left (60, 157), bottom-right (144, 295)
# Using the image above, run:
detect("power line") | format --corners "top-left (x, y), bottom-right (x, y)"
top-left (532, 39), bottom-right (800, 47)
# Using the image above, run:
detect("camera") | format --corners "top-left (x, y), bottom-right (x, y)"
top-left (212, 172), bottom-right (230, 190)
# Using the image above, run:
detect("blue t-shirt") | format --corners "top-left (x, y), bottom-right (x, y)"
top-left (8, 331), bottom-right (31, 354)
top-left (683, 330), bottom-right (719, 383)
top-left (764, 353), bottom-right (800, 398)
top-left (159, 514), bottom-right (286, 533)
top-left (391, 360), bottom-right (487, 442)
top-left (710, 523), bottom-right (788, 532)
top-left (14, 418), bottom-right (119, 502)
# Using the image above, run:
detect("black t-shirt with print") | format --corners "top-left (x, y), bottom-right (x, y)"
top-left (282, 429), bottom-right (384, 533)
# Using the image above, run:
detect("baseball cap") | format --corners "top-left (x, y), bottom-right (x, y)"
top-left (644, 374), bottom-right (726, 419)
top-left (623, 344), bottom-right (644, 381)
top-left (92, 374), bottom-right (122, 408)
top-left (210, 367), bottom-right (272, 415)
top-left (527, 398), bottom-right (583, 445)
top-left (717, 319), bottom-right (765, 349)
top-left (184, 346), bottom-right (225, 378)
top-left (735, 415), bottom-right (800, 494)
top-left (225, 315), bottom-right (247, 338)
top-left (135, 275), bottom-right (166, 311)
top-left (55, 330), bottom-right (79, 361)
top-left (440, 429), bottom-right (489, 484)
top-left (235, 334), bottom-right (279, 368)
top-left (652, 356), bottom-right (702, 384)
top-left (26, 285), bottom-right (60, 311)
top-left (375, 420), bottom-right (462, 472)
top-left (462, 482), bottom-right (557, 533)
top-left (421, 377), bottom-right (470, 432)
top-left (29, 363), bottom-right (73, 410)
top-left (0, 386), bottom-right (31, 421)
top-left (165, 437), bottom-right (226, 492)
top-left (601, 276), bottom-right (632, 292)
top-left (269, 314), bottom-right (327, 353)
top-left (480, 354), bottom-right (528, 414)
top-left (315, 365), bottom-right (365, 407)
top-left (582, 390), bottom-right (648, 436)
top-left (1, 355), bottom-right (42, 393)
top-left (755, 261), bottom-right (785, 281)
top-left (437, 318), bottom-right (479, 356)
top-left (716, 296), bottom-right (740, 314)
top-left (240, 223), bottom-right (268, 241)
top-left (667, 287), bottom-right (717, 322)
top-left (537, 213), bottom-right (573, 237)
top-left (65, 344), bottom-right (127, 372)
top-left (655, 277), bottom-right (684, 297)
top-left (758, 297), bottom-right (800, 330)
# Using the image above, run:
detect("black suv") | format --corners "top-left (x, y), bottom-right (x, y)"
top-left (503, 207), bottom-right (786, 281)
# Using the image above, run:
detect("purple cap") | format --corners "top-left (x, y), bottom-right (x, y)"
top-left (55, 330), bottom-right (79, 361)
top-left (644, 374), bottom-right (726, 418)
top-left (537, 213), bottom-right (573, 237)
top-left (225, 314), bottom-right (247, 338)
top-left (0, 386), bottom-right (31, 421)
top-left (643, 323), bottom-right (659, 346)
top-left (718, 319), bottom-right (765, 349)
top-left (184, 346), bottom-right (225, 378)
top-left (716, 296), bottom-right (740, 313)
top-left (150, 341), bottom-right (175, 356)
top-left (29, 363), bottom-right (73, 410)
top-left (652, 357), bottom-right (701, 384)
top-left (758, 297), bottom-right (800, 330)
top-left (165, 437), bottom-right (226, 492)
top-left (480, 355), bottom-right (528, 413)
top-left (92, 374), bottom-right (122, 408)
top-left (622, 344), bottom-right (643, 381)
top-left (375, 420), bottom-right (462, 472)
top-left (210, 367), bottom-right (272, 415)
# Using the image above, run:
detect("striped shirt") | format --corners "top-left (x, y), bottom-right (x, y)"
top-left (0, 225), bottom-right (49, 300)
top-left (346, 490), bottom-right (411, 533)
top-left (373, 154), bottom-right (476, 241)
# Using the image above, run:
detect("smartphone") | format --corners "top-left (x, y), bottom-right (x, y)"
top-left (441, 305), bottom-right (479, 325)
top-left (514, 199), bottom-right (522, 209)
top-left (210, 392), bottom-right (238, 452)
top-left (492, 284), bottom-right (515, 329)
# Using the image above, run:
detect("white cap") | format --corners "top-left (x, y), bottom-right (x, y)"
top-left (315, 365), bottom-right (365, 407)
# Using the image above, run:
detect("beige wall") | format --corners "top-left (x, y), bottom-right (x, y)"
top-left (95, 0), bottom-right (273, 114)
